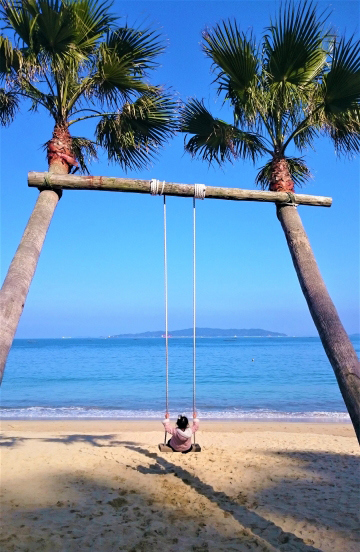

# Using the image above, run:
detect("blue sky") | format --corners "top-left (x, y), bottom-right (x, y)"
top-left (1, 0), bottom-right (359, 338)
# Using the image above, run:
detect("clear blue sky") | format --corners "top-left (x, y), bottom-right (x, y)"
top-left (1, 0), bottom-right (359, 338)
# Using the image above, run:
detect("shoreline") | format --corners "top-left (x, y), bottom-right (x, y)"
top-left (1, 419), bottom-right (354, 437)
top-left (0, 415), bottom-right (351, 423)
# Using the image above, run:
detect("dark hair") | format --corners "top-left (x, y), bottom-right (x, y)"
top-left (176, 415), bottom-right (189, 431)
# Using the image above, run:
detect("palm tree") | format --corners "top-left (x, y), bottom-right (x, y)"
top-left (0, 0), bottom-right (176, 382)
top-left (181, 1), bottom-right (360, 441)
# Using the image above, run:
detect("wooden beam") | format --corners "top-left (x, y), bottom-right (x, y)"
top-left (28, 172), bottom-right (332, 207)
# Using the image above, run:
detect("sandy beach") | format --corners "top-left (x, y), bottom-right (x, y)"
top-left (0, 420), bottom-right (359, 551)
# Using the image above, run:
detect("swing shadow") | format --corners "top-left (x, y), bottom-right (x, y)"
top-left (125, 445), bottom-right (322, 552)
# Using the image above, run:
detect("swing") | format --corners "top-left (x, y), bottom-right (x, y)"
top-left (151, 181), bottom-right (205, 453)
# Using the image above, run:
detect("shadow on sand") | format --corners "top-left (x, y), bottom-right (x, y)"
top-left (0, 434), bottom-right (138, 447)
top-left (126, 445), bottom-right (324, 552)
top-left (1, 434), bottom-right (357, 551)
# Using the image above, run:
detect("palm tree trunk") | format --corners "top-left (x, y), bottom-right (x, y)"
top-left (0, 189), bottom-right (61, 383)
top-left (277, 203), bottom-right (360, 442)
top-left (0, 123), bottom-right (76, 384)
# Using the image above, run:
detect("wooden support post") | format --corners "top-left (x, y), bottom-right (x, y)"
top-left (28, 172), bottom-right (332, 207)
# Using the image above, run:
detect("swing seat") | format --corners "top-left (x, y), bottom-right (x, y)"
top-left (158, 443), bottom-right (201, 453)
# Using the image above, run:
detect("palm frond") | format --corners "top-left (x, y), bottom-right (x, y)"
top-left (0, 87), bottom-right (19, 125)
top-left (90, 43), bottom-right (152, 106)
top-left (325, 110), bottom-right (360, 156)
top-left (181, 98), bottom-right (265, 165)
top-left (293, 123), bottom-right (319, 151)
top-left (0, 0), bottom-right (36, 48)
top-left (95, 91), bottom-right (177, 171)
top-left (69, 0), bottom-right (116, 56)
top-left (0, 34), bottom-right (22, 75)
top-left (322, 35), bottom-right (360, 114)
top-left (255, 156), bottom-right (311, 189)
top-left (319, 35), bottom-right (360, 155)
top-left (263, 1), bottom-right (328, 102)
top-left (202, 20), bottom-right (258, 123)
top-left (1, 0), bottom-right (115, 68)
top-left (71, 135), bottom-right (98, 173)
top-left (106, 26), bottom-right (164, 77)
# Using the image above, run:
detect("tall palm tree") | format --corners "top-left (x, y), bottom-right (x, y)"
top-left (181, 1), bottom-right (360, 440)
top-left (0, 0), bottom-right (177, 382)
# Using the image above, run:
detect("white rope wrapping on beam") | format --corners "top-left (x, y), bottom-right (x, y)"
top-left (194, 183), bottom-right (206, 199)
top-left (151, 179), bottom-right (206, 199)
top-left (150, 178), bottom-right (165, 195)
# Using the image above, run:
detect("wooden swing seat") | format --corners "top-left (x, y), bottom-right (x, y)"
top-left (158, 443), bottom-right (201, 453)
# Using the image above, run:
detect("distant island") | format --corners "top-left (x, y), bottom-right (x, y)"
top-left (109, 327), bottom-right (287, 338)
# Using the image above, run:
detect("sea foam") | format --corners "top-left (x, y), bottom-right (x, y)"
top-left (0, 406), bottom-right (350, 421)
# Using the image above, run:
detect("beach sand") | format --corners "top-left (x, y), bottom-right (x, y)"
top-left (0, 421), bottom-right (358, 551)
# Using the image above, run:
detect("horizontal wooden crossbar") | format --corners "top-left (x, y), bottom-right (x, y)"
top-left (28, 172), bottom-right (332, 207)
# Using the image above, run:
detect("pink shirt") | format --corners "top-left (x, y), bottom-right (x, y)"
top-left (162, 418), bottom-right (200, 451)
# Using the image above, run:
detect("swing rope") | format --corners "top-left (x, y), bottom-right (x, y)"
top-left (193, 184), bottom-right (206, 441)
top-left (151, 179), bottom-right (205, 445)
top-left (150, 179), bottom-right (168, 444)
top-left (163, 195), bottom-right (169, 444)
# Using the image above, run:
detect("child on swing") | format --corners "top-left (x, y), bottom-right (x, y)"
top-left (162, 412), bottom-right (200, 453)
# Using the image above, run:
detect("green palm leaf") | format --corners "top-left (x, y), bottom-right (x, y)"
top-left (320, 35), bottom-right (360, 155)
top-left (1, 1), bottom-right (36, 49)
top-left (182, 98), bottom-right (265, 165)
top-left (323, 36), bottom-right (360, 113)
top-left (71, 136), bottom-right (98, 173)
top-left (1, 0), bottom-right (115, 66)
top-left (96, 91), bottom-right (177, 170)
top-left (202, 20), bottom-right (258, 124)
top-left (293, 124), bottom-right (319, 151)
top-left (263, 1), bottom-right (328, 101)
top-left (203, 20), bottom-right (258, 93)
top-left (106, 26), bottom-right (164, 76)
top-left (68, 0), bottom-right (116, 55)
top-left (0, 34), bottom-right (22, 74)
top-left (90, 44), bottom-right (151, 106)
top-left (0, 87), bottom-right (19, 125)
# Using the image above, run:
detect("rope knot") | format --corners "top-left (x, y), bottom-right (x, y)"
top-left (194, 183), bottom-right (206, 199)
top-left (150, 179), bottom-right (166, 195)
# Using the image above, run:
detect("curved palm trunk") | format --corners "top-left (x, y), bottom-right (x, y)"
top-left (272, 159), bottom-right (360, 442)
top-left (0, 123), bottom-right (75, 384)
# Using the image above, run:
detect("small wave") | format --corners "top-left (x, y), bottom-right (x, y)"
top-left (0, 406), bottom-right (350, 421)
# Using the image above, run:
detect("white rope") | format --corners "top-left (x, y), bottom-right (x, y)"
top-left (193, 184), bottom-right (205, 429)
top-left (151, 178), bottom-right (169, 442)
top-left (150, 178), bottom-right (166, 196)
top-left (194, 183), bottom-right (206, 199)
top-left (164, 195), bottom-right (169, 419)
top-left (193, 196), bottom-right (196, 425)
top-left (155, 180), bottom-right (204, 441)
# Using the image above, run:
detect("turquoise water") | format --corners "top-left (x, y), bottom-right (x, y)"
top-left (1, 337), bottom-right (358, 420)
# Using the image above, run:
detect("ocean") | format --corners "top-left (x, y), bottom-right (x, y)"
top-left (1, 337), bottom-right (358, 421)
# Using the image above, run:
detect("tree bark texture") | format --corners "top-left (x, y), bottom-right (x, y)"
top-left (47, 123), bottom-right (78, 172)
top-left (0, 189), bottom-right (61, 383)
top-left (28, 172), bottom-right (332, 207)
top-left (277, 204), bottom-right (360, 442)
top-left (0, 125), bottom-right (72, 383)
top-left (270, 158), bottom-right (295, 192)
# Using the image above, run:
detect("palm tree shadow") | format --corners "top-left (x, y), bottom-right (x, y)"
top-left (125, 445), bottom-right (322, 552)
top-left (256, 450), bottom-right (359, 536)
top-left (43, 434), bottom-right (139, 447)
top-left (0, 436), bottom-right (25, 447)
top-left (0, 434), bottom-right (138, 448)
